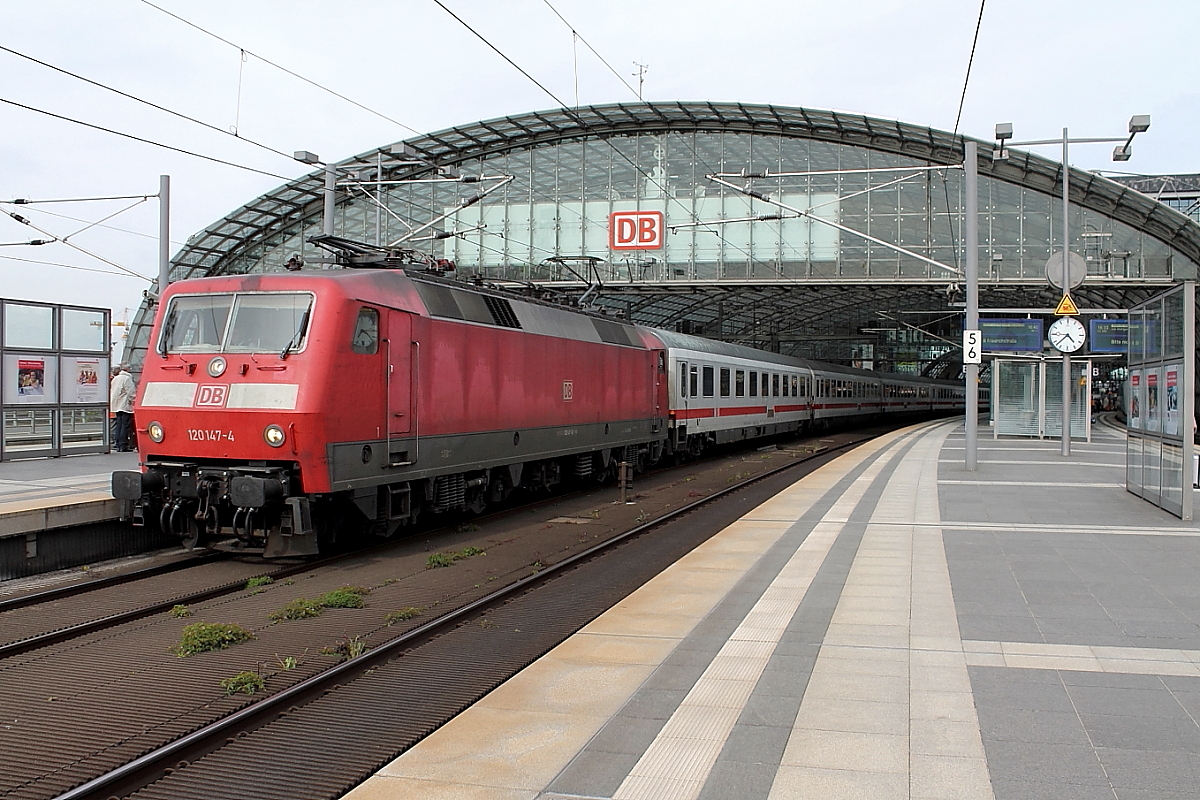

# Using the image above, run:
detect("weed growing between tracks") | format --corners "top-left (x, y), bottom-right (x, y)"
top-left (425, 546), bottom-right (486, 569)
top-left (269, 586), bottom-right (371, 621)
top-left (385, 607), bottom-right (425, 625)
top-left (220, 671), bottom-right (266, 695)
top-left (168, 604), bottom-right (192, 618)
top-left (173, 622), bottom-right (255, 656)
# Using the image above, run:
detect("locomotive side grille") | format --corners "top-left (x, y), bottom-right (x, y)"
top-left (592, 317), bottom-right (640, 347)
top-left (432, 474), bottom-right (466, 513)
top-left (483, 296), bottom-right (521, 328)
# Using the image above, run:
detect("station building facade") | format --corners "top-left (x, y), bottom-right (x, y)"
top-left (124, 102), bottom-right (1200, 376)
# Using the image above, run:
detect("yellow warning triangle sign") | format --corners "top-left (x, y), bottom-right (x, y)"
top-left (1054, 294), bottom-right (1079, 315)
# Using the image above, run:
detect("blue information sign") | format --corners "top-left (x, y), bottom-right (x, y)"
top-left (1090, 320), bottom-right (1128, 353)
top-left (979, 318), bottom-right (1044, 352)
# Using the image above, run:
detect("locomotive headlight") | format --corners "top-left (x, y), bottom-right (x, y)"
top-left (263, 424), bottom-right (286, 448)
top-left (207, 356), bottom-right (227, 377)
top-left (147, 421), bottom-right (165, 443)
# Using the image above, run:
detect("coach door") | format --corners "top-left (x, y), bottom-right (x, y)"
top-left (382, 311), bottom-right (413, 464)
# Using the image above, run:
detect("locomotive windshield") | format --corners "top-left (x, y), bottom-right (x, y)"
top-left (160, 292), bottom-right (313, 355)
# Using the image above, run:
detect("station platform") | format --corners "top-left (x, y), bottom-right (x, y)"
top-left (346, 418), bottom-right (1200, 800)
top-left (0, 450), bottom-right (137, 538)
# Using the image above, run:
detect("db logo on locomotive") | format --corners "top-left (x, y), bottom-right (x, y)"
top-left (609, 210), bottom-right (664, 250)
top-left (195, 385), bottom-right (229, 407)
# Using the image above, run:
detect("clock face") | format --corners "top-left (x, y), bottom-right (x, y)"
top-left (1048, 316), bottom-right (1086, 353)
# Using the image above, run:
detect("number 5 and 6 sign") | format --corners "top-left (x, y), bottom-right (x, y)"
top-left (963, 329), bottom-right (982, 365)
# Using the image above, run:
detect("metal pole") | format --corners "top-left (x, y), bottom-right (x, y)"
top-left (158, 175), bottom-right (170, 296)
top-left (323, 163), bottom-right (336, 237)
top-left (964, 141), bottom-right (979, 471)
top-left (1062, 128), bottom-right (1071, 456)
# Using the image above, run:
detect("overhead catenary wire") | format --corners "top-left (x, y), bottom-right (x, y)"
top-left (0, 97), bottom-right (291, 181)
top-left (0, 252), bottom-right (150, 279)
top-left (952, 0), bottom-right (987, 136)
top-left (0, 44), bottom-right (298, 164)
top-left (137, 0), bottom-right (421, 136)
top-left (539, 0), bottom-right (641, 99)
top-left (4, 209), bottom-right (153, 281)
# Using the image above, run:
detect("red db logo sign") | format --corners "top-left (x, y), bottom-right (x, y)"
top-left (609, 211), bottom-right (664, 250)
top-left (195, 385), bottom-right (228, 407)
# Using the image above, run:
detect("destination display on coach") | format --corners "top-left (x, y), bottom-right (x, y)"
top-left (978, 318), bottom-right (1044, 352)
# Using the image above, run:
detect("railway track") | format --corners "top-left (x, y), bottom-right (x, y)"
top-left (42, 424), bottom-right (896, 800)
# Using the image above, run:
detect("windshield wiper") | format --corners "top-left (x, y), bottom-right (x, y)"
top-left (280, 309), bottom-right (311, 360)
top-left (157, 312), bottom-right (178, 358)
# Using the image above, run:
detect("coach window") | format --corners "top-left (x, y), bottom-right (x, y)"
top-left (735, 370), bottom-right (745, 397)
top-left (351, 307), bottom-right (379, 354)
top-left (781, 375), bottom-right (789, 397)
top-left (689, 365), bottom-right (699, 398)
top-left (772, 374), bottom-right (780, 397)
top-left (762, 373), bottom-right (770, 397)
top-left (720, 368), bottom-right (730, 397)
top-left (679, 363), bottom-right (688, 398)
top-left (749, 371), bottom-right (758, 397)
top-left (702, 366), bottom-right (715, 397)
top-left (791, 375), bottom-right (799, 396)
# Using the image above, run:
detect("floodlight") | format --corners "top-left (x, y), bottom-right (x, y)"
top-left (994, 122), bottom-right (1013, 141)
top-left (1128, 115), bottom-right (1151, 134)
top-left (1112, 145), bottom-right (1132, 162)
top-left (293, 151), bottom-right (321, 165)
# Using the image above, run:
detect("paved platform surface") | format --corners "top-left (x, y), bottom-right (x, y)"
top-left (345, 419), bottom-right (1200, 800)
top-left (0, 451), bottom-right (137, 536)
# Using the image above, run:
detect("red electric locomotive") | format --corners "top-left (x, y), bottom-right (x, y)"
top-left (113, 268), bottom-right (668, 556)
top-left (113, 262), bottom-right (974, 556)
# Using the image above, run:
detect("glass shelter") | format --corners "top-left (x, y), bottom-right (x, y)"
top-left (1, 298), bottom-right (110, 460)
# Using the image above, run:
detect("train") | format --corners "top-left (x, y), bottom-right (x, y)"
top-left (112, 266), bottom-right (979, 557)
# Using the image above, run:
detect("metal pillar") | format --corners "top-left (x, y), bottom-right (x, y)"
top-left (158, 175), bottom-right (170, 296)
top-left (964, 142), bottom-right (979, 471)
top-left (1061, 129), bottom-right (1072, 456)
top-left (323, 163), bottom-right (337, 237)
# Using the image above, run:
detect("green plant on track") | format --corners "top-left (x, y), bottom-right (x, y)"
top-left (321, 635), bottom-right (368, 660)
top-left (220, 671), bottom-right (266, 695)
top-left (245, 576), bottom-right (274, 590)
top-left (173, 622), bottom-right (254, 657)
top-left (275, 654), bottom-right (300, 670)
top-left (426, 546), bottom-right (486, 569)
top-left (168, 604), bottom-right (192, 618)
top-left (318, 586), bottom-right (369, 609)
top-left (385, 607), bottom-right (425, 625)
top-left (269, 598), bottom-right (323, 621)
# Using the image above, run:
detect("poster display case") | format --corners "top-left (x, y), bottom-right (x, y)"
top-left (0, 299), bottom-right (111, 460)
top-left (1125, 282), bottom-right (1194, 520)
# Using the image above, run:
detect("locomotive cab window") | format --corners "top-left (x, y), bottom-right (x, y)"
top-left (160, 292), bottom-right (314, 355)
top-left (351, 307), bottom-right (379, 354)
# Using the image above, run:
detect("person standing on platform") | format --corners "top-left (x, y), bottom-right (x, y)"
top-left (109, 365), bottom-right (136, 452)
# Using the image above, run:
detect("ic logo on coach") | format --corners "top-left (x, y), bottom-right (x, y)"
top-left (195, 385), bottom-right (229, 407)
top-left (609, 210), bottom-right (664, 250)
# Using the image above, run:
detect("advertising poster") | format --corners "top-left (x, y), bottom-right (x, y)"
top-left (1164, 365), bottom-right (1180, 438)
top-left (17, 359), bottom-right (44, 399)
top-left (1146, 367), bottom-right (1161, 433)
top-left (60, 357), bottom-right (106, 404)
top-left (1128, 371), bottom-right (1142, 430)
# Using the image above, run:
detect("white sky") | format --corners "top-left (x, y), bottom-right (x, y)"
top-left (2, 0), bottom-right (1197, 334)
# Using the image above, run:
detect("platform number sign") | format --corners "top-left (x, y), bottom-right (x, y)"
top-left (195, 385), bottom-right (229, 407)
top-left (562, 380), bottom-right (574, 402)
top-left (609, 211), bottom-right (664, 250)
top-left (963, 329), bottom-right (982, 365)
